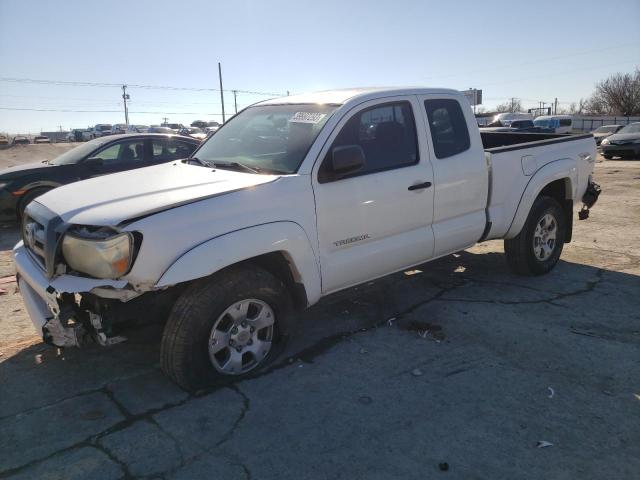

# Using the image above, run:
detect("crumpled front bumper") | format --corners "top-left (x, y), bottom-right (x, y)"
top-left (13, 241), bottom-right (128, 347)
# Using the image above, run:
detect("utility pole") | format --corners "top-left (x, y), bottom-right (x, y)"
top-left (218, 62), bottom-right (226, 123)
top-left (233, 90), bottom-right (238, 114)
top-left (510, 97), bottom-right (515, 112)
top-left (554, 98), bottom-right (558, 115)
top-left (162, 117), bottom-right (169, 125)
top-left (286, 90), bottom-right (290, 96)
top-left (122, 85), bottom-right (130, 126)
top-left (471, 88), bottom-right (477, 115)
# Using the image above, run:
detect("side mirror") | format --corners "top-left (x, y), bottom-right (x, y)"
top-left (331, 145), bottom-right (366, 175)
top-left (84, 157), bottom-right (103, 170)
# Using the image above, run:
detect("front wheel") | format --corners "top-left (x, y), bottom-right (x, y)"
top-left (603, 154), bottom-right (613, 160)
top-left (504, 196), bottom-right (566, 276)
top-left (160, 265), bottom-right (291, 391)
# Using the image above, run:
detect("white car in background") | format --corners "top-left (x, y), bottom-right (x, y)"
top-left (489, 112), bottom-right (533, 127)
top-left (127, 125), bottom-right (149, 133)
top-left (91, 124), bottom-right (113, 138)
top-left (534, 115), bottom-right (573, 134)
top-left (110, 124), bottom-right (128, 135)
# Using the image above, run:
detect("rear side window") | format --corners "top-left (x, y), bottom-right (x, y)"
top-left (152, 139), bottom-right (197, 162)
top-left (319, 101), bottom-right (418, 182)
top-left (424, 99), bottom-right (470, 159)
top-left (559, 118), bottom-right (572, 127)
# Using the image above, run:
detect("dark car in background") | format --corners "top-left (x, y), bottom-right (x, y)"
top-left (592, 125), bottom-right (623, 146)
top-left (12, 136), bottom-right (30, 145)
top-left (600, 122), bottom-right (640, 159)
top-left (480, 119), bottom-right (543, 133)
top-left (0, 133), bottom-right (200, 221)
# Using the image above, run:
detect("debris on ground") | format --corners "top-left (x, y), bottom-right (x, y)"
top-left (401, 320), bottom-right (446, 341)
top-left (0, 288), bottom-right (6, 295)
top-left (358, 395), bottom-right (373, 405)
top-left (548, 387), bottom-right (555, 398)
top-left (411, 368), bottom-right (424, 377)
top-left (0, 275), bottom-right (16, 285)
top-left (359, 348), bottom-right (367, 354)
top-left (387, 317), bottom-right (396, 326)
top-left (536, 441), bottom-right (553, 448)
top-left (438, 462), bottom-right (449, 471)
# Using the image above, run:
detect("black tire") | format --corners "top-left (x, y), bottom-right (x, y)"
top-left (160, 265), bottom-right (292, 391)
top-left (504, 196), bottom-right (566, 276)
top-left (17, 188), bottom-right (51, 220)
top-left (603, 154), bottom-right (613, 160)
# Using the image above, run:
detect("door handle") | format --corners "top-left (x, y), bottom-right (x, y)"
top-left (408, 181), bottom-right (432, 191)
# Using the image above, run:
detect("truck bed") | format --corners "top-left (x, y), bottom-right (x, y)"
top-left (481, 131), bottom-right (592, 152)
top-left (481, 131), bottom-right (596, 242)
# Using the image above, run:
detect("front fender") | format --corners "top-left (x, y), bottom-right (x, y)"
top-left (505, 158), bottom-right (577, 239)
top-left (156, 221), bottom-right (322, 304)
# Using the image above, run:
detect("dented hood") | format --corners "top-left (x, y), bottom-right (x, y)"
top-left (35, 161), bottom-right (278, 225)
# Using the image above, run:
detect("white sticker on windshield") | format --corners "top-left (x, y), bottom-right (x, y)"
top-left (290, 112), bottom-right (327, 124)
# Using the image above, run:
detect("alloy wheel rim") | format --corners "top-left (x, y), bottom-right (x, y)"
top-left (533, 213), bottom-right (557, 261)
top-left (208, 298), bottom-right (274, 375)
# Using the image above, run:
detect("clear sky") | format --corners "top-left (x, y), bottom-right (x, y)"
top-left (1, 0), bottom-right (638, 133)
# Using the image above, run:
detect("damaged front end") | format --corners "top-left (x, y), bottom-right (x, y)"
top-left (14, 201), bottom-right (180, 349)
top-left (36, 288), bottom-right (180, 348)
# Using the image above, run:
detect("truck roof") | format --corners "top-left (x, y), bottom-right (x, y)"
top-left (257, 87), bottom-right (461, 106)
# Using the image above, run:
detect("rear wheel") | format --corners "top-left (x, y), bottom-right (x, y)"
top-left (603, 154), bottom-right (613, 160)
top-left (504, 196), bottom-right (566, 276)
top-left (160, 265), bottom-right (291, 391)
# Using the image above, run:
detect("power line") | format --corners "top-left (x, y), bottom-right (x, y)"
top-left (0, 76), bottom-right (285, 96)
top-left (0, 107), bottom-right (229, 115)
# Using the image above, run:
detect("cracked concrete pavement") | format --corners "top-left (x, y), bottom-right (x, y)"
top-left (0, 156), bottom-right (639, 479)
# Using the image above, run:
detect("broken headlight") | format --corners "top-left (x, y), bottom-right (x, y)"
top-left (61, 227), bottom-right (134, 279)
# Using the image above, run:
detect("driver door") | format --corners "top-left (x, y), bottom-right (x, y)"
top-left (312, 97), bottom-right (435, 294)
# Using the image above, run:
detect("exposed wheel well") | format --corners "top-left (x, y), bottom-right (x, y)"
top-left (539, 179), bottom-right (573, 243)
top-left (240, 251), bottom-right (309, 311)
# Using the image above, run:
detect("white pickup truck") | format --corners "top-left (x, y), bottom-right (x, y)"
top-left (14, 87), bottom-right (600, 390)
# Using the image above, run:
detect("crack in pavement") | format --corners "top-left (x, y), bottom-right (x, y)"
top-left (439, 268), bottom-right (604, 306)
top-left (215, 385), bottom-right (250, 448)
top-left (0, 267), bottom-right (612, 478)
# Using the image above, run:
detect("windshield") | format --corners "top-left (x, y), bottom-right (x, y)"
top-left (594, 125), bottom-right (619, 133)
top-left (193, 104), bottom-right (337, 174)
top-left (97, 125), bottom-right (112, 131)
top-left (50, 137), bottom-right (109, 165)
top-left (618, 123), bottom-right (640, 134)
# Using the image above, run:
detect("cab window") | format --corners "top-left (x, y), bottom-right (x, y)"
top-left (424, 99), bottom-right (470, 159)
top-left (318, 101), bottom-right (418, 183)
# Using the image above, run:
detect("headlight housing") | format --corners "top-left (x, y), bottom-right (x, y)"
top-left (62, 229), bottom-right (134, 279)
top-left (601, 138), bottom-right (610, 145)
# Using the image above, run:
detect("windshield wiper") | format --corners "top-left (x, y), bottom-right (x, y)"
top-left (213, 161), bottom-right (261, 174)
top-left (183, 156), bottom-right (214, 167)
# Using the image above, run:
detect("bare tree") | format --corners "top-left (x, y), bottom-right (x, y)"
top-left (494, 98), bottom-right (523, 113)
top-left (590, 69), bottom-right (640, 115)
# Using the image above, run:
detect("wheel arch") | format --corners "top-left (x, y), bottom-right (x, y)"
top-left (155, 221), bottom-right (322, 308)
top-left (505, 158), bottom-right (576, 240)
